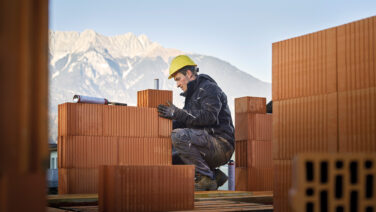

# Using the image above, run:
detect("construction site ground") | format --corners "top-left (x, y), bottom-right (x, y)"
top-left (47, 191), bottom-right (273, 211)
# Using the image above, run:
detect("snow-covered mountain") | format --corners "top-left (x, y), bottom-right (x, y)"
top-left (48, 30), bottom-right (271, 143)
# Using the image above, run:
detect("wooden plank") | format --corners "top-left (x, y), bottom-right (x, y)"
top-left (48, 191), bottom-right (273, 208)
top-left (56, 202), bottom-right (273, 212)
top-left (48, 194), bottom-right (98, 207)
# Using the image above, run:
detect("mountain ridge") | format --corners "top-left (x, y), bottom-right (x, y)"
top-left (48, 30), bottom-right (271, 143)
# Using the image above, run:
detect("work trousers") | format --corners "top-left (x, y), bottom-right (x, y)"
top-left (171, 128), bottom-right (234, 179)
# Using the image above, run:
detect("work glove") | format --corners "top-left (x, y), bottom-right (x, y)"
top-left (157, 101), bottom-right (180, 120)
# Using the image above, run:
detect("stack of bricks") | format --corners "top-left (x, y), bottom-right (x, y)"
top-left (272, 16), bottom-right (376, 212)
top-left (58, 89), bottom-right (174, 194)
top-left (234, 97), bottom-right (273, 191)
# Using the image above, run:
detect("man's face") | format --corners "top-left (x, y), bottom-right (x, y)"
top-left (173, 71), bottom-right (193, 92)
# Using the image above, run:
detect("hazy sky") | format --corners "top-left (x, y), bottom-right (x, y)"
top-left (50, 0), bottom-right (376, 82)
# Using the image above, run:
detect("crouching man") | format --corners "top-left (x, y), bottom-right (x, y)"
top-left (157, 55), bottom-right (234, 191)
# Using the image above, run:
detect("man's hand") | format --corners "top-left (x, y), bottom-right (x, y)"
top-left (157, 101), bottom-right (179, 119)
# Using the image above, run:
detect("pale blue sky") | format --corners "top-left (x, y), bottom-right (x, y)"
top-left (50, 0), bottom-right (376, 82)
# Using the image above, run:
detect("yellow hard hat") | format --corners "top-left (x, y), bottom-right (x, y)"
top-left (168, 55), bottom-right (197, 79)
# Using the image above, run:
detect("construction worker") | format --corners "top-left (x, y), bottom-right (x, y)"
top-left (157, 55), bottom-right (235, 191)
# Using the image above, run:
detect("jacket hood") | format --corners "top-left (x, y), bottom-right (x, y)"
top-left (196, 74), bottom-right (217, 85)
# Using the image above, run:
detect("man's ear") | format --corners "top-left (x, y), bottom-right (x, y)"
top-left (186, 69), bottom-right (193, 78)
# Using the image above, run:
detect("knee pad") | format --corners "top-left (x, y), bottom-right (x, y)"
top-left (171, 129), bottom-right (191, 146)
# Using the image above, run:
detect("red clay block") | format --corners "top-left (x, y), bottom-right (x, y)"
top-left (235, 140), bottom-right (247, 167)
top-left (337, 16), bottom-right (376, 92)
top-left (248, 167), bottom-right (273, 191)
top-left (255, 114), bottom-right (272, 141)
top-left (118, 137), bottom-right (172, 166)
top-left (273, 93), bottom-right (338, 160)
top-left (338, 87), bottom-right (376, 153)
top-left (137, 89), bottom-right (173, 108)
top-left (272, 42), bottom-right (280, 101)
top-left (235, 113), bottom-right (272, 141)
top-left (273, 160), bottom-right (293, 212)
top-left (235, 96), bottom-right (266, 114)
top-left (58, 103), bottom-right (103, 136)
top-left (0, 173), bottom-right (46, 212)
top-left (158, 116), bottom-right (172, 137)
top-left (235, 167), bottom-right (248, 191)
top-left (58, 136), bottom-right (172, 169)
top-left (250, 140), bottom-right (272, 168)
top-left (58, 168), bottom-right (98, 194)
top-left (59, 103), bottom-right (163, 137)
top-left (99, 165), bottom-right (195, 212)
top-left (235, 140), bottom-right (272, 168)
top-left (58, 136), bottom-right (118, 168)
top-left (103, 105), bottom-right (159, 137)
top-left (290, 153), bottom-right (376, 212)
top-left (272, 27), bottom-right (337, 101)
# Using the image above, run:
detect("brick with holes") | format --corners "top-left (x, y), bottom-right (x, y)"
top-left (289, 153), bottom-right (376, 212)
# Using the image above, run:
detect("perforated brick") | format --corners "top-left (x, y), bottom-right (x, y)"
top-left (290, 153), bottom-right (376, 212)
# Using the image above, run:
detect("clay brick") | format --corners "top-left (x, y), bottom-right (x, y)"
top-left (248, 167), bottom-right (273, 191)
top-left (104, 106), bottom-right (159, 137)
top-left (250, 140), bottom-right (272, 168)
top-left (235, 113), bottom-right (272, 141)
top-left (235, 96), bottom-right (266, 114)
top-left (0, 173), bottom-right (46, 212)
top-left (235, 140), bottom-right (272, 168)
top-left (290, 153), bottom-right (376, 212)
top-left (103, 105), bottom-right (159, 137)
top-left (58, 103), bottom-right (103, 136)
top-left (273, 93), bottom-right (338, 160)
top-left (99, 165), bottom-right (194, 212)
top-left (255, 114), bottom-right (272, 141)
top-left (137, 89), bottom-right (173, 108)
top-left (58, 136), bottom-right (118, 168)
top-left (273, 160), bottom-right (293, 212)
top-left (59, 103), bottom-right (164, 137)
top-left (158, 116), bottom-right (172, 137)
top-left (58, 136), bottom-right (172, 169)
top-left (235, 167), bottom-right (248, 191)
top-left (118, 137), bottom-right (172, 166)
top-left (338, 87), bottom-right (376, 152)
top-left (235, 140), bottom-right (248, 167)
top-left (58, 168), bottom-right (98, 194)
top-left (337, 16), bottom-right (376, 92)
top-left (272, 26), bottom-right (337, 101)
top-left (235, 166), bottom-right (273, 191)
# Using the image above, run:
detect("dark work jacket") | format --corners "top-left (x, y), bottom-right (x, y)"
top-left (172, 74), bottom-right (235, 147)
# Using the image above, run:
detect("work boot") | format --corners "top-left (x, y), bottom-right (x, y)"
top-left (195, 174), bottom-right (217, 191)
top-left (214, 169), bottom-right (228, 189)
